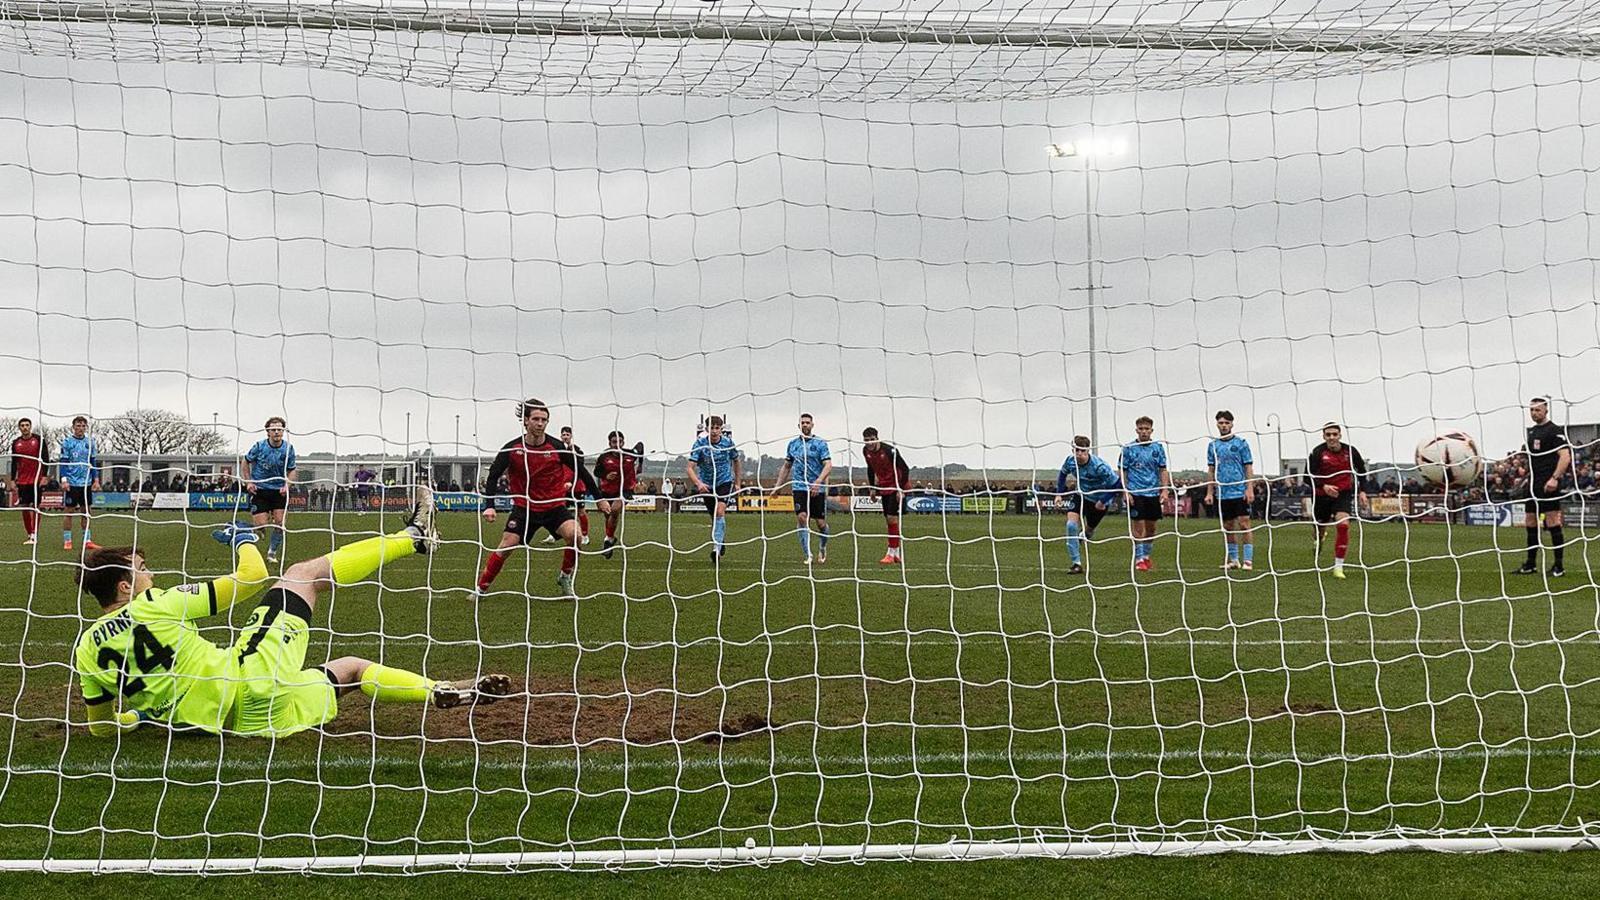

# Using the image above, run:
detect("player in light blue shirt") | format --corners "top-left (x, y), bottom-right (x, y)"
top-left (686, 415), bottom-right (742, 563)
top-left (1056, 435), bottom-right (1122, 574)
top-left (241, 416), bottom-right (297, 562)
top-left (1117, 416), bottom-right (1172, 571)
top-left (773, 414), bottom-right (834, 564)
top-left (57, 415), bottom-right (100, 550)
top-left (1205, 410), bottom-right (1257, 571)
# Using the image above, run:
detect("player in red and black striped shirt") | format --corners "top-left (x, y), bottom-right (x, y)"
top-left (1306, 422), bottom-right (1368, 579)
top-left (475, 399), bottom-right (601, 600)
top-left (7, 417), bottom-right (48, 545)
top-left (593, 431), bottom-right (643, 560)
top-left (861, 427), bottom-right (911, 564)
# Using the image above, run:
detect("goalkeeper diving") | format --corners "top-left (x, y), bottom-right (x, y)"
top-left (73, 485), bottom-right (510, 738)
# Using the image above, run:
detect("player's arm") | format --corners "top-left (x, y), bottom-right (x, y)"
top-left (156, 537), bottom-right (271, 619)
top-left (772, 457), bottom-right (792, 495)
top-left (685, 454), bottom-right (706, 492)
top-left (481, 440), bottom-right (515, 520)
top-left (1552, 436), bottom-right (1572, 486)
top-left (1205, 458), bottom-right (1217, 503)
top-left (569, 449), bottom-right (602, 498)
top-left (815, 453), bottom-right (833, 491)
top-left (80, 677), bottom-right (143, 738)
top-left (285, 445), bottom-right (297, 486)
top-left (1243, 462), bottom-right (1256, 501)
top-left (894, 449), bottom-right (910, 491)
top-left (732, 449), bottom-right (744, 491)
top-left (237, 451), bottom-right (253, 491)
top-left (1056, 460), bottom-right (1070, 494)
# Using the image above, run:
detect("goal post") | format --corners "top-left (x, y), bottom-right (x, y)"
top-left (2, 0), bottom-right (1600, 872)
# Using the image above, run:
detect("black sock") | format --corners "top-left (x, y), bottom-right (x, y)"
top-left (1550, 527), bottom-right (1565, 566)
top-left (1527, 526), bottom-right (1541, 564)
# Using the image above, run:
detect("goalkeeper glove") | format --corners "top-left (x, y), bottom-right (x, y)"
top-left (211, 521), bottom-right (260, 548)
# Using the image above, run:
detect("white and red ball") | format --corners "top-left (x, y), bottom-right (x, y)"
top-left (1415, 430), bottom-right (1483, 487)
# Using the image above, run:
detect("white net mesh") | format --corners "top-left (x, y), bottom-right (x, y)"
top-left (1, 0), bottom-right (1600, 872)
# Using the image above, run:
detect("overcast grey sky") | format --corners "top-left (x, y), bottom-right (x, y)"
top-left (1, 3), bottom-right (1598, 477)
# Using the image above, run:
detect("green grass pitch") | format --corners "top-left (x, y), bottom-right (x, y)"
top-left (0, 506), bottom-right (1596, 868)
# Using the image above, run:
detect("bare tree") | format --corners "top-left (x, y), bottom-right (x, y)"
top-left (97, 410), bottom-right (228, 456)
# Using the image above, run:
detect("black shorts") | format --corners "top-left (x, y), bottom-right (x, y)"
top-left (62, 486), bottom-right (90, 510)
top-left (251, 488), bottom-right (288, 514)
top-left (505, 505), bottom-right (574, 543)
top-left (1128, 495), bottom-right (1163, 522)
top-left (1313, 491), bottom-right (1356, 524)
top-left (1524, 482), bottom-right (1563, 515)
top-left (14, 484), bottom-right (36, 509)
top-left (706, 482), bottom-right (735, 517)
top-left (879, 491), bottom-right (903, 517)
top-left (792, 491), bottom-right (827, 519)
top-left (1217, 497), bottom-right (1250, 520)
top-left (1065, 495), bottom-right (1110, 532)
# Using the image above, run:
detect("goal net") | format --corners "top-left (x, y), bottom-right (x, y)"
top-left (1, 0), bottom-right (1599, 872)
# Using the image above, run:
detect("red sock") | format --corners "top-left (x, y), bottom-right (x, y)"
top-left (887, 520), bottom-right (901, 550)
top-left (578, 509), bottom-right (590, 535)
top-left (478, 551), bottom-right (508, 588)
top-left (562, 547), bottom-right (577, 574)
top-left (605, 517), bottom-right (617, 539)
top-left (1335, 521), bottom-right (1350, 560)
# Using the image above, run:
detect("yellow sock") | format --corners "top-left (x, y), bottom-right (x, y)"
top-left (328, 534), bottom-right (416, 586)
top-left (358, 663), bottom-right (436, 703)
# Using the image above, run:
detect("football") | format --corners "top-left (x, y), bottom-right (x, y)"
top-left (1415, 430), bottom-right (1483, 486)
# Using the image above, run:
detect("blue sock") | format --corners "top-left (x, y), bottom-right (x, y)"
top-left (1227, 543), bottom-right (1238, 561)
top-left (1243, 543), bottom-right (1254, 563)
top-left (269, 529), bottom-right (284, 555)
top-left (1066, 520), bottom-right (1082, 564)
top-left (63, 529), bottom-right (72, 544)
top-left (1138, 542), bottom-right (1151, 560)
top-left (819, 528), bottom-right (829, 552)
top-left (799, 528), bottom-right (811, 556)
top-left (81, 527), bottom-right (91, 544)
top-left (712, 516), bottom-right (726, 552)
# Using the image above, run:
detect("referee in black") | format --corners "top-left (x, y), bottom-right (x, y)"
top-left (1517, 396), bottom-right (1572, 577)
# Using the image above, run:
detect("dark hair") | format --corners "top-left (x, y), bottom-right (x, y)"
top-left (265, 416), bottom-right (286, 428)
top-left (708, 416), bottom-right (724, 429)
top-left (560, 426), bottom-right (573, 435)
top-left (1215, 410), bottom-right (1233, 422)
top-left (1531, 396), bottom-right (1550, 406)
top-left (800, 413), bottom-right (813, 421)
top-left (71, 415), bottom-right (88, 426)
top-left (862, 427), bottom-right (879, 440)
top-left (608, 430), bottom-right (624, 442)
top-left (1073, 435), bottom-right (1091, 450)
top-left (17, 417), bottom-right (30, 427)
top-left (1135, 416), bottom-right (1154, 427)
top-left (518, 398), bottom-right (548, 417)
top-left (1322, 421), bottom-right (1342, 432)
top-left (77, 546), bottom-right (142, 607)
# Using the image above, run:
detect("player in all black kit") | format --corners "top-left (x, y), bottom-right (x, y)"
top-left (1517, 397), bottom-right (1572, 578)
top-left (475, 400), bottom-right (602, 600)
top-left (558, 427), bottom-right (593, 546)
top-left (1306, 423), bottom-right (1368, 579)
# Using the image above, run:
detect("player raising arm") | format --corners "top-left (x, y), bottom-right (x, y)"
top-left (1205, 410), bottom-right (1257, 571)
top-left (687, 416), bottom-right (742, 564)
top-left (861, 427), bottom-right (911, 564)
top-left (1118, 416), bottom-right (1172, 572)
top-left (74, 486), bottom-right (508, 739)
top-left (475, 399), bottom-right (602, 599)
top-left (1307, 422), bottom-right (1367, 579)
top-left (593, 431), bottom-right (644, 560)
top-left (1058, 435), bottom-right (1121, 575)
